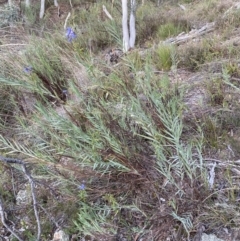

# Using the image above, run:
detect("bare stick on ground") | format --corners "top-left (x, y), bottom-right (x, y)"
top-left (0, 156), bottom-right (41, 241)
top-left (0, 197), bottom-right (24, 241)
top-left (165, 22), bottom-right (215, 45)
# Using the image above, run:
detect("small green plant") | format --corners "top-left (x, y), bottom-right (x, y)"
top-left (171, 212), bottom-right (193, 239)
top-left (202, 116), bottom-right (220, 148)
top-left (179, 42), bottom-right (209, 70)
top-left (21, 2), bottom-right (39, 26)
top-left (74, 201), bottom-right (114, 237)
top-left (206, 78), bottom-right (225, 106)
top-left (136, 2), bottom-right (162, 44)
top-left (153, 44), bottom-right (175, 71)
top-left (216, 9), bottom-right (240, 30)
top-left (157, 22), bottom-right (185, 40)
top-left (125, 50), bottom-right (144, 71)
top-left (224, 62), bottom-right (240, 77)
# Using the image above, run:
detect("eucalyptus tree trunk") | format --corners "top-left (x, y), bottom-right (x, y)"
top-left (39, 0), bottom-right (59, 19)
top-left (25, 0), bottom-right (30, 7)
top-left (54, 0), bottom-right (58, 7)
top-left (39, 0), bottom-right (45, 18)
top-left (121, 0), bottom-right (136, 52)
top-left (122, 0), bottom-right (129, 52)
top-left (129, 0), bottom-right (136, 49)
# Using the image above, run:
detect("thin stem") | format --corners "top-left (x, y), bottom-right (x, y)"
top-left (0, 197), bottom-right (24, 241)
top-left (21, 164), bottom-right (41, 241)
top-left (0, 156), bottom-right (41, 241)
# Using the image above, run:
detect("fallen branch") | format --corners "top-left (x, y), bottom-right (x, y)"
top-left (0, 44), bottom-right (27, 47)
top-left (64, 12), bottom-right (71, 30)
top-left (21, 164), bottom-right (41, 241)
top-left (102, 5), bottom-right (113, 20)
top-left (39, 204), bottom-right (60, 229)
top-left (178, 3), bottom-right (186, 11)
top-left (0, 156), bottom-right (41, 241)
top-left (164, 22), bottom-right (215, 45)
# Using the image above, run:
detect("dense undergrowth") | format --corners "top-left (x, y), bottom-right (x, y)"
top-left (1, 0), bottom-right (240, 240)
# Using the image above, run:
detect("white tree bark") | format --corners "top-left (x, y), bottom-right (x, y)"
top-left (39, 0), bottom-right (59, 19)
top-left (8, 0), bottom-right (12, 7)
top-left (122, 0), bottom-right (130, 52)
top-left (122, 0), bottom-right (136, 52)
top-left (54, 0), bottom-right (58, 7)
top-left (64, 12), bottom-right (71, 30)
top-left (129, 0), bottom-right (136, 48)
top-left (102, 5), bottom-right (113, 20)
top-left (39, 0), bottom-right (45, 19)
top-left (25, 0), bottom-right (30, 7)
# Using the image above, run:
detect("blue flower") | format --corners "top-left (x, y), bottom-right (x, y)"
top-left (78, 183), bottom-right (85, 191)
top-left (65, 27), bottom-right (77, 42)
top-left (23, 66), bottom-right (33, 74)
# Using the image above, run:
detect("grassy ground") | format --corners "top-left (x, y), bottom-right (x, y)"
top-left (1, 0), bottom-right (240, 240)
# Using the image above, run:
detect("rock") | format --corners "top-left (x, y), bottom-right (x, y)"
top-left (16, 189), bottom-right (32, 205)
top-left (201, 233), bottom-right (225, 241)
top-left (52, 229), bottom-right (69, 241)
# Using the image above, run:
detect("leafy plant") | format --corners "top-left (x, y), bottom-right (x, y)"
top-left (206, 78), bottom-right (225, 106)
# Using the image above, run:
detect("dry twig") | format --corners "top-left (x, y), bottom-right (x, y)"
top-left (0, 197), bottom-right (24, 241)
top-left (0, 155), bottom-right (41, 241)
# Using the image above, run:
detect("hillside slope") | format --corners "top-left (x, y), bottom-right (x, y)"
top-left (1, 0), bottom-right (240, 240)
